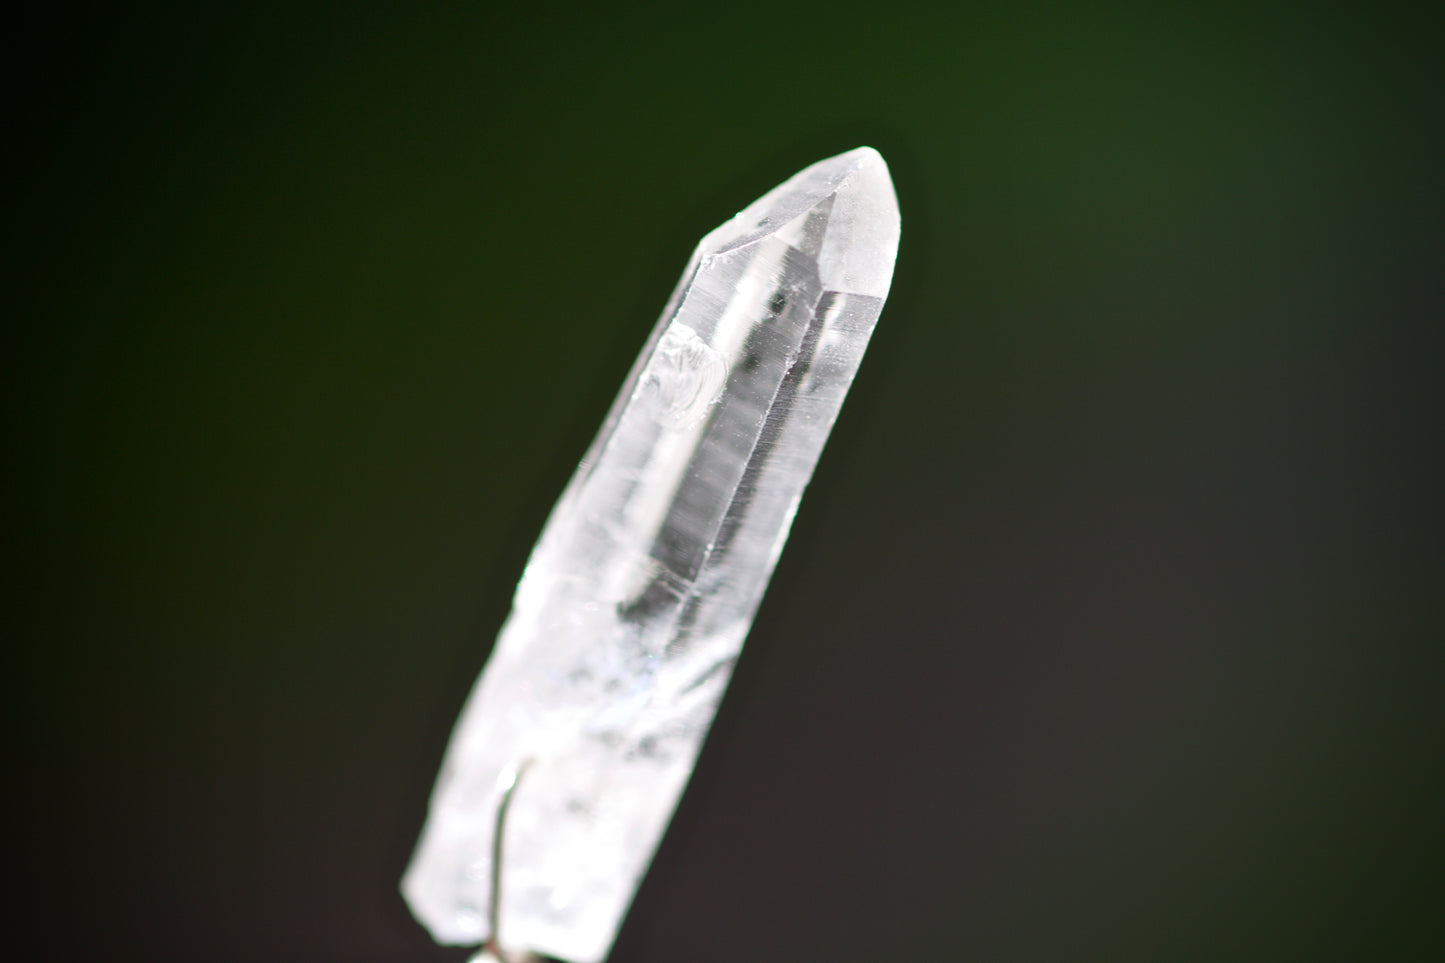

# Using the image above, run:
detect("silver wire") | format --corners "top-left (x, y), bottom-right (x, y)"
top-left (470, 757), bottom-right (537, 963)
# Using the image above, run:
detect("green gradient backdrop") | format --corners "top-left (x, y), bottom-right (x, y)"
top-left (10, 3), bottom-right (1441, 961)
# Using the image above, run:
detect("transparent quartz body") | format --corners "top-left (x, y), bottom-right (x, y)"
top-left (404, 147), bottom-right (899, 963)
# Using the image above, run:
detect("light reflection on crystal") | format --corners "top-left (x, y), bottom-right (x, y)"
top-left (638, 324), bottom-right (727, 429)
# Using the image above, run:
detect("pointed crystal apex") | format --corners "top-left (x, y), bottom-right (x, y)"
top-left (702, 146), bottom-right (900, 299)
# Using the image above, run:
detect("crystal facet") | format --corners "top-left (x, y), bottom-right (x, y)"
top-left (403, 147), bottom-right (900, 963)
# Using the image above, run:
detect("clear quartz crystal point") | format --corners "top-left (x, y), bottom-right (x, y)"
top-left (403, 147), bottom-right (900, 963)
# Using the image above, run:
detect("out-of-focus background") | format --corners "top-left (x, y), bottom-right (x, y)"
top-left (9, 3), bottom-right (1441, 961)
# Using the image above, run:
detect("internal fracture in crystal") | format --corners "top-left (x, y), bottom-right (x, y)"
top-left (403, 147), bottom-right (900, 963)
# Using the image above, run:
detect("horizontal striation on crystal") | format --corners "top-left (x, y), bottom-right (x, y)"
top-left (403, 147), bottom-right (899, 963)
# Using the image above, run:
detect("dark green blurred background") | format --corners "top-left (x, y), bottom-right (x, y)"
top-left (9, 3), bottom-right (1441, 961)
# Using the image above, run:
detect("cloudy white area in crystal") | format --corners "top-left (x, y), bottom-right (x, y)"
top-left (403, 147), bottom-right (900, 963)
